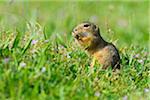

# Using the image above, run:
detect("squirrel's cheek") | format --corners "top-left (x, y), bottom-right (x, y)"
top-left (82, 37), bottom-right (91, 42)
top-left (81, 32), bottom-right (89, 37)
top-left (78, 37), bottom-right (92, 47)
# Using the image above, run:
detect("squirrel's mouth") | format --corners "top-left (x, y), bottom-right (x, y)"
top-left (75, 34), bottom-right (80, 40)
top-left (74, 32), bottom-right (90, 40)
top-left (74, 32), bottom-right (93, 48)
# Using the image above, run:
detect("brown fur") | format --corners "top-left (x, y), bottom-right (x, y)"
top-left (72, 22), bottom-right (120, 70)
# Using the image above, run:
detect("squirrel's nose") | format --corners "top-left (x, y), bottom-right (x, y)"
top-left (73, 28), bottom-right (78, 33)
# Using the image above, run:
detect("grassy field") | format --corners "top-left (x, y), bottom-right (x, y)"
top-left (0, 0), bottom-right (149, 100)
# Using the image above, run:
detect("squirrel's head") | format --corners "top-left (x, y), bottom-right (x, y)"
top-left (72, 22), bottom-right (100, 48)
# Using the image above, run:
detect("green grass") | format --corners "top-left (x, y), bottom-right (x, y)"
top-left (0, 1), bottom-right (149, 100)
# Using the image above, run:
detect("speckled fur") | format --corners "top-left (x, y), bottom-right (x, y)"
top-left (72, 22), bottom-right (120, 69)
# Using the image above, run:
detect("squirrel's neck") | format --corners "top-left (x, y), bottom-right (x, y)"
top-left (85, 36), bottom-right (108, 54)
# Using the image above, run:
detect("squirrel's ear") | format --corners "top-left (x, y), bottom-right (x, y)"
top-left (94, 25), bottom-right (100, 33)
top-left (93, 25), bottom-right (101, 37)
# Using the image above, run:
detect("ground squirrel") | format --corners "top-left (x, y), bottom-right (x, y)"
top-left (72, 22), bottom-right (120, 70)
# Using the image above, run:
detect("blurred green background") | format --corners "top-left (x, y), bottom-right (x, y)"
top-left (0, 1), bottom-right (149, 99)
top-left (0, 0), bottom-right (149, 48)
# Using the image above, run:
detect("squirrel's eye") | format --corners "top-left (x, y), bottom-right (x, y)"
top-left (83, 24), bottom-right (90, 27)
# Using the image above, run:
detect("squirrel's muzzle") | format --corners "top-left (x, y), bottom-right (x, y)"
top-left (74, 32), bottom-right (91, 41)
top-left (75, 34), bottom-right (80, 39)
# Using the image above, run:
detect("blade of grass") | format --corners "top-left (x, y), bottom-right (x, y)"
top-left (12, 30), bottom-right (21, 49)
top-left (21, 38), bottom-right (32, 55)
